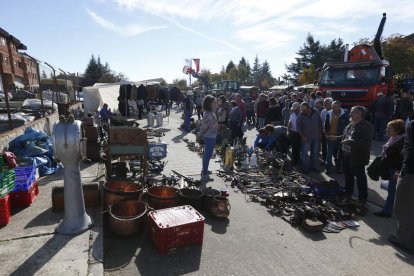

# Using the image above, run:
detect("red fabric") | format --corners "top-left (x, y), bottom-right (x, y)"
top-left (193, 59), bottom-right (200, 73)
top-left (3, 151), bottom-right (17, 168)
top-left (237, 100), bottom-right (247, 120)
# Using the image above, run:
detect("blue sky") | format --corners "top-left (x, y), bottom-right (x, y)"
top-left (1, 0), bottom-right (413, 83)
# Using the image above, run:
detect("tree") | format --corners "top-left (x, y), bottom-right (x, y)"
top-left (41, 70), bottom-right (47, 79)
top-left (173, 78), bottom-right (187, 91)
top-left (298, 64), bottom-right (317, 85)
top-left (286, 33), bottom-right (344, 82)
top-left (80, 55), bottom-right (124, 87)
top-left (251, 55), bottom-right (261, 86)
top-left (383, 34), bottom-right (414, 74)
top-left (260, 60), bottom-right (275, 88)
top-left (226, 60), bottom-right (236, 73)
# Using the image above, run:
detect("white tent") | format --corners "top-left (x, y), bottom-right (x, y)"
top-left (82, 83), bottom-right (120, 114)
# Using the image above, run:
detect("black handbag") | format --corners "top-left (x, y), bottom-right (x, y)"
top-left (367, 156), bottom-right (383, 181)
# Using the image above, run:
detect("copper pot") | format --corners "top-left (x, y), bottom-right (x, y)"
top-left (103, 181), bottom-right (143, 210)
top-left (180, 188), bottom-right (203, 210)
top-left (109, 200), bottom-right (148, 236)
top-left (147, 186), bottom-right (180, 210)
top-left (202, 188), bottom-right (221, 213)
top-left (210, 196), bottom-right (231, 218)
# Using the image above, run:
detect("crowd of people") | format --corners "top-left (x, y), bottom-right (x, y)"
top-left (191, 88), bottom-right (414, 254)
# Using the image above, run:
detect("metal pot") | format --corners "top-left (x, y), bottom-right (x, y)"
top-left (180, 188), bottom-right (203, 210)
top-left (202, 188), bottom-right (221, 213)
top-left (147, 186), bottom-right (180, 210)
top-left (103, 181), bottom-right (143, 210)
top-left (109, 200), bottom-right (148, 236)
top-left (210, 195), bottom-right (231, 218)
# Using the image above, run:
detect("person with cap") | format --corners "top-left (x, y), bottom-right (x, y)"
top-left (183, 91), bottom-right (194, 132)
top-left (287, 102), bottom-right (301, 167)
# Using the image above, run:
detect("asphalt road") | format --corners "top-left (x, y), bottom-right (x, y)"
top-left (104, 106), bottom-right (414, 276)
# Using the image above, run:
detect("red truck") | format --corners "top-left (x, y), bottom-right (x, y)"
top-left (319, 13), bottom-right (393, 108)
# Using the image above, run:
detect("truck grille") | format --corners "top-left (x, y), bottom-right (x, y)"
top-left (331, 90), bottom-right (368, 99)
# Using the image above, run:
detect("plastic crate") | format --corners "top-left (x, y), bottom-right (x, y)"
top-left (148, 205), bottom-right (204, 254)
top-left (0, 170), bottom-right (15, 197)
top-left (0, 194), bottom-right (11, 226)
top-left (12, 166), bottom-right (36, 192)
top-left (10, 181), bottom-right (39, 209)
top-left (148, 143), bottom-right (167, 159)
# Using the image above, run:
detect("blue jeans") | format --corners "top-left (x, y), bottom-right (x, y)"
top-left (184, 111), bottom-right (191, 131)
top-left (300, 138), bottom-right (319, 173)
top-left (383, 169), bottom-right (397, 214)
top-left (342, 155), bottom-right (368, 202)
top-left (258, 118), bottom-right (265, 129)
top-left (202, 137), bottom-right (216, 175)
top-left (325, 139), bottom-right (341, 168)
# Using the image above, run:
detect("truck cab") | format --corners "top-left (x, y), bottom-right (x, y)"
top-left (319, 13), bottom-right (392, 108)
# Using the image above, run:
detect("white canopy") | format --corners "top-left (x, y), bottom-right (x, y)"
top-left (83, 84), bottom-right (120, 114)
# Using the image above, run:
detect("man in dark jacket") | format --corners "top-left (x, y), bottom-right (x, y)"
top-left (340, 106), bottom-right (373, 205)
top-left (374, 93), bottom-right (394, 141)
top-left (324, 101), bottom-right (349, 173)
top-left (394, 91), bottom-right (413, 121)
top-left (389, 120), bottom-right (414, 255)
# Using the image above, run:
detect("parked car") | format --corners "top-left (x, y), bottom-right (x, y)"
top-left (11, 90), bottom-right (36, 101)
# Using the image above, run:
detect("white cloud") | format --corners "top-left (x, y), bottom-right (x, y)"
top-left (86, 8), bottom-right (166, 37)
top-left (109, 0), bottom-right (414, 50)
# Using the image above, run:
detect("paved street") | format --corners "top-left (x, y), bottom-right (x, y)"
top-left (104, 105), bottom-right (414, 276)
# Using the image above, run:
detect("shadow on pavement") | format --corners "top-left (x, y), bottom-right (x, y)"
top-left (204, 215), bottom-right (229, 234)
top-left (171, 132), bottom-right (189, 143)
top-left (24, 207), bottom-right (61, 228)
top-left (9, 233), bottom-right (73, 276)
top-left (134, 233), bottom-right (202, 276)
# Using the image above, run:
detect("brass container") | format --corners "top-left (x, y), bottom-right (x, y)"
top-left (210, 196), bottom-right (231, 218)
top-left (224, 146), bottom-right (234, 169)
top-left (109, 200), bottom-right (148, 236)
top-left (52, 183), bottom-right (100, 212)
top-left (147, 186), bottom-right (180, 210)
top-left (202, 188), bottom-right (221, 213)
top-left (103, 181), bottom-right (143, 210)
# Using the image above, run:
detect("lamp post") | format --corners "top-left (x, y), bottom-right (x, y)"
top-left (44, 62), bottom-right (57, 112)
top-left (58, 68), bottom-right (68, 97)
top-left (22, 52), bottom-right (45, 117)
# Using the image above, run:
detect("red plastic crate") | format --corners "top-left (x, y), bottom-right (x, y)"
top-left (10, 181), bottom-right (39, 209)
top-left (148, 205), bottom-right (205, 254)
top-left (0, 194), bottom-right (11, 226)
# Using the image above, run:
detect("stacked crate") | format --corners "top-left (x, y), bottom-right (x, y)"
top-left (10, 166), bottom-right (39, 208)
top-left (0, 170), bottom-right (16, 226)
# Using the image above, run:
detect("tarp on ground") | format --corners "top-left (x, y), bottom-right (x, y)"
top-left (9, 126), bottom-right (62, 176)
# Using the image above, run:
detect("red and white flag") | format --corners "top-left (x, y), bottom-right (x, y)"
top-left (182, 66), bottom-right (192, 74)
top-left (193, 58), bottom-right (200, 73)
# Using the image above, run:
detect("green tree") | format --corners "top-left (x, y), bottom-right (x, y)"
top-left (251, 55), bottom-right (261, 86)
top-left (41, 70), bottom-right (47, 79)
top-left (298, 64), bottom-right (317, 85)
top-left (173, 78), bottom-right (187, 91)
top-left (383, 34), bottom-right (414, 74)
top-left (286, 33), bottom-right (344, 83)
top-left (260, 60), bottom-right (275, 88)
top-left (226, 60), bottom-right (236, 73)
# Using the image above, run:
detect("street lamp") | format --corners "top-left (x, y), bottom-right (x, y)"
top-left (21, 52), bottom-right (45, 117)
top-left (44, 62), bottom-right (57, 112)
top-left (58, 68), bottom-right (68, 98)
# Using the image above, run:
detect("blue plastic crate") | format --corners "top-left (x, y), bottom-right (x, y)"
top-left (12, 166), bottom-right (36, 192)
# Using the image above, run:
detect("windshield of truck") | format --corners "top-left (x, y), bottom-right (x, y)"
top-left (320, 68), bottom-right (378, 87)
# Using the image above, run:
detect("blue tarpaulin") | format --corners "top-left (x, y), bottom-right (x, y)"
top-left (9, 126), bottom-right (62, 176)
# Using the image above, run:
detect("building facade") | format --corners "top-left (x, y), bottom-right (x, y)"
top-left (0, 27), bottom-right (39, 94)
